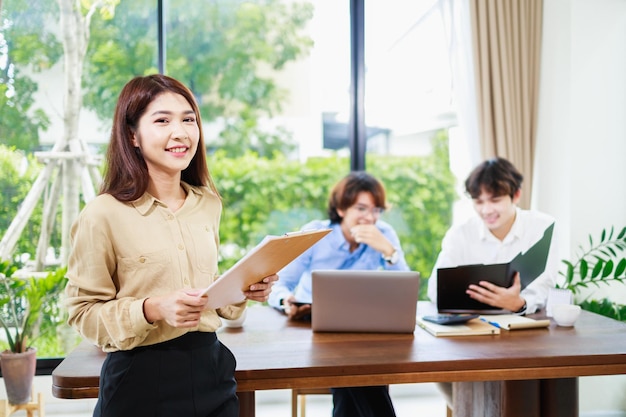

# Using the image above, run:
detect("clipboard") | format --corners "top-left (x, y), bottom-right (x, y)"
top-left (437, 222), bottom-right (554, 313)
top-left (202, 228), bottom-right (331, 309)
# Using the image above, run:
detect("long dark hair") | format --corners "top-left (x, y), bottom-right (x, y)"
top-left (100, 74), bottom-right (218, 201)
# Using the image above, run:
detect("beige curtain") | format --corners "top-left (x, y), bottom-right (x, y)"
top-left (469, 0), bottom-right (543, 209)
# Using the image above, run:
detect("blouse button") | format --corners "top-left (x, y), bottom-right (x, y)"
top-left (178, 244), bottom-right (185, 250)
top-left (139, 257), bottom-right (146, 263)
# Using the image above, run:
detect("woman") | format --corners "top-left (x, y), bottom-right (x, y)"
top-left (268, 171), bottom-right (409, 417)
top-left (65, 74), bottom-right (276, 417)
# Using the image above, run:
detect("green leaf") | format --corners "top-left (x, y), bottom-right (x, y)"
top-left (591, 261), bottom-right (603, 279)
top-left (618, 226), bottom-right (626, 240)
top-left (602, 260), bottom-right (614, 278)
top-left (579, 259), bottom-right (588, 280)
top-left (601, 228), bottom-right (607, 242)
top-left (615, 259), bottom-right (626, 278)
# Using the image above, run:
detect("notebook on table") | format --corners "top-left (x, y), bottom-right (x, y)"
top-left (311, 270), bottom-right (421, 333)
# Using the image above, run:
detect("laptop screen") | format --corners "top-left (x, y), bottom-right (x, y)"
top-left (311, 270), bottom-right (420, 333)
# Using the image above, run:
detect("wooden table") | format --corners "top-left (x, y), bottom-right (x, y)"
top-left (52, 303), bottom-right (626, 417)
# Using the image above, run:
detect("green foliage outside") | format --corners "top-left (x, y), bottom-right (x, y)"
top-left (85, 0), bottom-right (314, 158)
top-left (0, 0), bottom-right (61, 152)
top-left (0, 145), bottom-right (56, 257)
top-left (1, 0), bottom-right (314, 155)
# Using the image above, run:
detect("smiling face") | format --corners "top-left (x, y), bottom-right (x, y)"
top-left (337, 191), bottom-right (381, 234)
top-left (472, 188), bottom-right (521, 240)
top-left (132, 92), bottom-right (200, 180)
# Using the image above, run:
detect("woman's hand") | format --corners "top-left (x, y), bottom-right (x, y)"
top-left (244, 274), bottom-right (278, 303)
top-left (466, 272), bottom-right (526, 312)
top-left (143, 290), bottom-right (210, 328)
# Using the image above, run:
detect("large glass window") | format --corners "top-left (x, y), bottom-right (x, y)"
top-left (0, 0), bottom-right (458, 359)
top-left (364, 0), bottom-right (458, 280)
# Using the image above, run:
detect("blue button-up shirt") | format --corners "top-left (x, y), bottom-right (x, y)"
top-left (268, 219), bottom-right (409, 307)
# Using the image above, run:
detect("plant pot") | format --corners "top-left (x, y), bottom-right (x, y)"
top-left (0, 348), bottom-right (37, 405)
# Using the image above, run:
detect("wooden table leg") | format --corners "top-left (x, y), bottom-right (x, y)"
top-left (454, 379), bottom-right (578, 417)
top-left (539, 378), bottom-right (578, 417)
top-left (454, 381), bottom-right (507, 417)
top-left (501, 380), bottom-right (541, 416)
top-left (238, 391), bottom-right (256, 417)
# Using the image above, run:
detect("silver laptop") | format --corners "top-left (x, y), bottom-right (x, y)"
top-left (311, 270), bottom-right (420, 333)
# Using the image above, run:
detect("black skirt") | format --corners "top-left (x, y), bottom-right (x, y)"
top-left (94, 332), bottom-right (238, 417)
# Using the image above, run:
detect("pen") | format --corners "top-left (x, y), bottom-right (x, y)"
top-left (480, 317), bottom-right (502, 329)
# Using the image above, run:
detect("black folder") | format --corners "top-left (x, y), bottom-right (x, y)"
top-left (437, 223), bottom-right (554, 313)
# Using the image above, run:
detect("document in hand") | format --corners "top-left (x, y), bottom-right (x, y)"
top-left (416, 315), bottom-right (500, 337)
top-left (479, 315), bottom-right (550, 330)
top-left (437, 222), bottom-right (555, 313)
top-left (201, 229), bottom-right (331, 309)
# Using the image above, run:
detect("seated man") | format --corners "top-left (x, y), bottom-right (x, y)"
top-left (427, 157), bottom-right (559, 407)
top-left (269, 171), bottom-right (408, 417)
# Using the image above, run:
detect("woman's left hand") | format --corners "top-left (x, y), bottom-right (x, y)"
top-left (244, 274), bottom-right (278, 302)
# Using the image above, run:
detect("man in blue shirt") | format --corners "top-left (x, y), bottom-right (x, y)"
top-left (269, 171), bottom-right (409, 417)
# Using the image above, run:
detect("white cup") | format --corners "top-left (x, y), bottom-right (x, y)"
top-left (552, 304), bottom-right (581, 327)
top-left (222, 309), bottom-right (247, 328)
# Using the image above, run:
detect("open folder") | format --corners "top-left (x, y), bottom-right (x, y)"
top-left (437, 222), bottom-right (555, 313)
top-left (201, 229), bottom-right (331, 309)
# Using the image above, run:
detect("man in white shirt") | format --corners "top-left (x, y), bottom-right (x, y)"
top-left (428, 157), bottom-right (559, 314)
top-left (427, 157), bottom-right (559, 409)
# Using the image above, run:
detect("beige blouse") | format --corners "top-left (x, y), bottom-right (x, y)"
top-left (65, 182), bottom-right (245, 352)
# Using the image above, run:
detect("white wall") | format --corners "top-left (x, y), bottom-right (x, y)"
top-left (534, 0), bottom-right (626, 413)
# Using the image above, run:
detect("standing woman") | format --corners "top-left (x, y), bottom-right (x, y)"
top-left (65, 74), bottom-right (276, 417)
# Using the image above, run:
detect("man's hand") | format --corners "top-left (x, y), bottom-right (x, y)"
top-left (282, 296), bottom-right (312, 321)
top-left (350, 224), bottom-right (395, 257)
top-left (466, 272), bottom-right (526, 312)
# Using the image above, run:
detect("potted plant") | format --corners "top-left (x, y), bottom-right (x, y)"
top-left (0, 260), bottom-right (67, 405)
top-left (558, 226), bottom-right (626, 320)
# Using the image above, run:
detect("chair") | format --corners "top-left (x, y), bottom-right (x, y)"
top-left (291, 388), bottom-right (332, 417)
